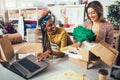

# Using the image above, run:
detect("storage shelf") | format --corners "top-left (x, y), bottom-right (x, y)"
top-left (8, 7), bottom-right (47, 28)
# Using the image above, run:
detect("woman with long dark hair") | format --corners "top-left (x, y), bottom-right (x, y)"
top-left (83, 1), bottom-right (114, 45)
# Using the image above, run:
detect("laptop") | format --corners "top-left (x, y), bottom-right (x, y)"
top-left (0, 36), bottom-right (49, 79)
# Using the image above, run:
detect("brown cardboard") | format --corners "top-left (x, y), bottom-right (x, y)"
top-left (0, 53), bottom-right (3, 62)
top-left (69, 57), bottom-right (100, 69)
top-left (16, 43), bottom-right (43, 59)
top-left (62, 41), bottom-right (119, 67)
top-left (90, 41), bottom-right (119, 66)
top-left (68, 46), bottom-right (91, 61)
top-left (69, 57), bottom-right (89, 69)
top-left (61, 42), bottom-right (99, 62)
top-left (5, 33), bottom-right (22, 44)
top-left (0, 36), bottom-right (14, 62)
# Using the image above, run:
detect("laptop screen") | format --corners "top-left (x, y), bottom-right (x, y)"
top-left (18, 58), bottom-right (40, 73)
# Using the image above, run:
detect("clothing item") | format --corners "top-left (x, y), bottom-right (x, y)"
top-left (83, 21), bottom-right (114, 45)
top-left (5, 22), bottom-right (17, 33)
top-left (73, 25), bottom-right (95, 42)
top-left (47, 27), bottom-right (73, 49)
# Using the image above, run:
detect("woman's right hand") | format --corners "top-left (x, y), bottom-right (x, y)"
top-left (36, 52), bottom-right (43, 61)
top-left (36, 50), bottom-right (51, 61)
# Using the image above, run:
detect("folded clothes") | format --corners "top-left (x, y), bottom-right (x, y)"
top-left (73, 25), bottom-right (95, 42)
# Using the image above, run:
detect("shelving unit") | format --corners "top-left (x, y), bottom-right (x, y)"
top-left (8, 8), bottom-right (20, 21)
top-left (8, 7), bottom-right (47, 28)
top-left (8, 7), bottom-right (47, 37)
top-left (7, 5), bottom-right (86, 28)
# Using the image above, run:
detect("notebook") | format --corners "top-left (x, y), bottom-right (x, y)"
top-left (0, 36), bottom-right (49, 79)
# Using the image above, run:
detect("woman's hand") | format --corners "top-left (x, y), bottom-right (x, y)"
top-left (36, 53), bottom-right (43, 61)
top-left (72, 42), bottom-right (82, 48)
top-left (36, 50), bottom-right (51, 61)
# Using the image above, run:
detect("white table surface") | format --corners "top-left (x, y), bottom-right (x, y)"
top-left (0, 55), bottom-right (116, 80)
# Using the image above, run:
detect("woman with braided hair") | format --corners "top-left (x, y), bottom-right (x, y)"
top-left (36, 11), bottom-right (73, 61)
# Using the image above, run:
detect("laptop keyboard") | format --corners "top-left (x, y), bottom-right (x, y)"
top-left (18, 58), bottom-right (41, 73)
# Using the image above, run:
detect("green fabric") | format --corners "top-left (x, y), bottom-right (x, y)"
top-left (73, 25), bottom-right (95, 42)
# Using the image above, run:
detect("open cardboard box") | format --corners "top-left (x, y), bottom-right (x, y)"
top-left (69, 57), bottom-right (100, 69)
top-left (16, 43), bottom-right (43, 60)
top-left (61, 41), bottom-right (119, 68)
top-left (68, 50), bottom-right (101, 69)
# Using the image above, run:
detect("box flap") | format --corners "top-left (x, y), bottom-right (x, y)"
top-left (68, 46), bottom-right (89, 61)
top-left (90, 41), bottom-right (119, 66)
top-left (100, 41), bottom-right (119, 55)
top-left (0, 36), bottom-right (14, 62)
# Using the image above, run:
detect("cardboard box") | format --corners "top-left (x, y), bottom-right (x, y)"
top-left (61, 42), bottom-right (99, 62)
top-left (16, 43), bottom-right (43, 60)
top-left (69, 57), bottom-right (100, 69)
top-left (68, 46), bottom-right (93, 62)
top-left (0, 36), bottom-right (14, 62)
top-left (62, 41), bottom-right (119, 67)
top-left (69, 57), bottom-right (89, 69)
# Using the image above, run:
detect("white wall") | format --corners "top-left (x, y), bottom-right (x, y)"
top-left (0, 0), bottom-right (5, 15)
top-left (16, 0), bottom-right (117, 7)
top-left (3, 0), bottom-right (120, 8)
top-left (0, 0), bottom-right (6, 21)
top-left (1, 0), bottom-right (119, 22)
top-left (5, 0), bottom-right (117, 18)
top-left (88, 0), bottom-right (117, 17)
top-left (5, 0), bottom-right (80, 8)
top-left (88, 0), bottom-right (116, 5)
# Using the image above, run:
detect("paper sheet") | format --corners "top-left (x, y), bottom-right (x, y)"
top-left (46, 70), bottom-right (89, 80)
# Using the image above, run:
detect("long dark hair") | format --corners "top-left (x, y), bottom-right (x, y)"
top-left (38, 11), bottom-right (55, 52)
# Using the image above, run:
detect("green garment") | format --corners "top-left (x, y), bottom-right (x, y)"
top-left (73, 25), bottom-right (95, 42)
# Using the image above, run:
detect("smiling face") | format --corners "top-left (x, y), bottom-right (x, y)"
top-left (86, 1), bottom-right (105, 23)
top-left (45, 19), bottom-right (56, 33)
top-left (87, 7), bottom-right (99, 22)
